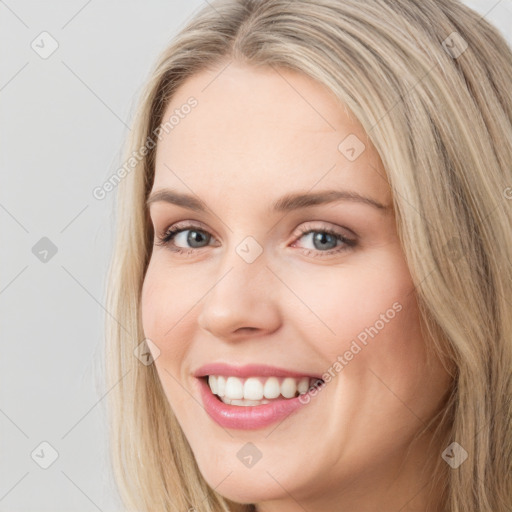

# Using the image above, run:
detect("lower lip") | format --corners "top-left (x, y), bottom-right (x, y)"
top-left (197, 377), bottom-right (308, 430)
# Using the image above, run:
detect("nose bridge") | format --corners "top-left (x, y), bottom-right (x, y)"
top-left (206, 233), bottom-right (269, 308)
top-left (197, 233), bottom-right (280, 336)
top-left (215, 230), bottom-right (270, 288)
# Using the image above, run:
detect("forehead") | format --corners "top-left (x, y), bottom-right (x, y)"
top-left (152, 62), bottom-right (390, 207)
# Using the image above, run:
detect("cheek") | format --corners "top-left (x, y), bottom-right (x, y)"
top-left (316, 250), bottom-right (449, 425)
top-left (141, 243), bottom-right (420, 369)
top-left (289, 245), bottom-right (419, 361)
top-left (294, 245), bottom-right (443, 409)
top-left (140, 261), bottom-right (189, 366)
top-left (141, 264), bottom-right (200, 416)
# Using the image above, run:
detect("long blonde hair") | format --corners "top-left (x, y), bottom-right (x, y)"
top-left (104, 1), bottom-right (512, 510)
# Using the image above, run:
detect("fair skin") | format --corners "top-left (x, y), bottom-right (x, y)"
top-left (141, 61), bottom-right (452, 512)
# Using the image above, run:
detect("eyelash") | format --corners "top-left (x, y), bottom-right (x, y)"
top-left (154, 221), bottom-right (357, 258)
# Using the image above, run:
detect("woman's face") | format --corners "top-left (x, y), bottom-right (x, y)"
top-left (141, 62), bottom-right (451, 510)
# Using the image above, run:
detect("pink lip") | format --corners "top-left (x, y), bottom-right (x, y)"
top-left (193, 362), bottom-right (322, 379)
top-left (197, 377), bottom-right (310, 430)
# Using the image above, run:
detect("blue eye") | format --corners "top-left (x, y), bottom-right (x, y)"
top-left (155, 222), bottom-right (357, 258)
top-left (161, 226), bottom-right (211, 249)
top-left (291, 226), bottom-right (356, 254)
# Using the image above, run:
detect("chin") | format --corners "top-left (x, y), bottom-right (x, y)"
top-left (194, 452), bottom-right (300, 505)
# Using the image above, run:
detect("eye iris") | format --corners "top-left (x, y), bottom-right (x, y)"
top-left (188, 230), bottom-right (209, 248)
top-left (313, 232), bottom-right (337, 250)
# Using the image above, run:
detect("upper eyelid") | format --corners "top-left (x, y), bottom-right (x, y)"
top-left (159, 220), bottom-right (356, 241)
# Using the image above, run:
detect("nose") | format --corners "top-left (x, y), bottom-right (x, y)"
top-left (196, 245), bottom-right (282, 341)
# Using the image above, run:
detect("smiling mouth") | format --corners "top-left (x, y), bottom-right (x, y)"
top-left (203, 375), bottom-right (324, 406)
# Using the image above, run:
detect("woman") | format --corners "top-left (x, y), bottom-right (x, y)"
top-left (104, 1), bottom-right (512, 510)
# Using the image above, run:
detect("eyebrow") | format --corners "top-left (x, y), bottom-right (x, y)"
top-left (146, 188), bottom-right (391, 213)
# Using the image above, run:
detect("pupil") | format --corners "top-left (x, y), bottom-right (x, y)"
top-left (314, 232), bottom-right (336, 250)
top-left (188, 230), bottom-right (207, 248)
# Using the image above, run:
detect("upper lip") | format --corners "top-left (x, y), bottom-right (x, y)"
top-left (193, 362), bottom-right (323, 380)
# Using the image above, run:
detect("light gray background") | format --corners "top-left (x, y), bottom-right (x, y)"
top-left (1, 1), bottom-right (510, 510)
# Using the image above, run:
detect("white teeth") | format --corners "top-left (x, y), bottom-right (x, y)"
top-left (263, 377), bottom-right (281, 399)
top-left (206, 375), bottom-right (318, 402)
top-left (297, 377), bottom-right (309, 394)
top-left (208, 375), bottom-right (217, 395)
top-left (216, 376), bottom-right (226, 397)
top-left (225, 376), bottom-right (244, 399)
top-left (244, 377), bottom-right (263, 400)
top-left (281, 377), bottom-right (297, 398)
top-left (223, 398), bottom-right (271, 406)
